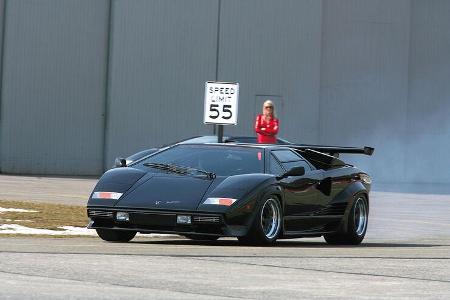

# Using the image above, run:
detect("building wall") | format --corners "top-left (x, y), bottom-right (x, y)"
top-left (0, 0), bottom-right (5, 160)
top-left (406, 0), bottom-right (450, 183)
top-left (218, 0), bottom-right (322, 143)
top-left (319, 0), bottom-right (411, 182)
top-left (0, 0), bottom-right (448, 184)
top-left (0, 0), bottom-right (109, 175)
top-left (104, 0), bottom-right (218, 166)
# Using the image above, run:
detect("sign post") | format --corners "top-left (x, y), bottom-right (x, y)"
top-left (204, 81), bottom-right (239, 142)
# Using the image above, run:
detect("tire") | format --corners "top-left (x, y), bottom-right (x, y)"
top-left (183, 234), bottom-right (219, 241)
top-left (238, 196), bottom-right (282, 245)
top-left (96, 229), bottom-right (136, 242)
top-left (324, 194), bottom-right (369, 245)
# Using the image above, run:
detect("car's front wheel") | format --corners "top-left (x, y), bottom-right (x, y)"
top-left (238, 196), bottom-right (282, 245)
top-left (324, 194), bottom-right (368, 245)
top-left (96, 229), bottom-right (136, 242)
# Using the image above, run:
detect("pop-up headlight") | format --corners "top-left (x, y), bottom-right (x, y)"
top-left (203, 198), bottom-right (237, 206)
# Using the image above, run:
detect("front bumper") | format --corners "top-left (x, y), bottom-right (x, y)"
top-left (87, 207), bottom-right (248, 237)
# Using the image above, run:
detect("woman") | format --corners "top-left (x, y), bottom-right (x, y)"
top-left (254, 100), bottom-right (279, 144)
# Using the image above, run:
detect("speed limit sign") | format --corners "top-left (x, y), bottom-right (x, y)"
top-left (204, 81), bottom-right (239, 125)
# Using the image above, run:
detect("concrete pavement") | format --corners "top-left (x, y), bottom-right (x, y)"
top-left (0, 174), bottom-right (97, 205)
top-left (0, 236), bottom-right (449, 299)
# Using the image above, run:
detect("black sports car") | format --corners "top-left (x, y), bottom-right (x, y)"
top-left (88, 143), bottom-right (374, 245)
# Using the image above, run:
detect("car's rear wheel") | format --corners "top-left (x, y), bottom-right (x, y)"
top-left (324, 194), bottom-right (368, 245)
top-left (238, 196), bottom-right (282, 245)
top-left (183, 234), bottom-right (219, 241)
top-left (96, 229), bottom-right (136, 242)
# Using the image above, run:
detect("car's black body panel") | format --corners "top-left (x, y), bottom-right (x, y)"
top-left (117, 174), bottom-right (214, 211)
top-left (94, 168), bottom-right (146, 193)
top-left (88, 142), bottom-right (373, 241)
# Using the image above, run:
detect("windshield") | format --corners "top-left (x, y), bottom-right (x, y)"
top-left (134, 144), bottom-right (264, 176)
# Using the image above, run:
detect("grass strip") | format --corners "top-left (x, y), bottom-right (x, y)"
top-left (0, 200), bottom-right (88, 230)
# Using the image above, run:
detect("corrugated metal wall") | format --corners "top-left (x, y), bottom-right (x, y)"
top-left (104, 0), bottom-right (218, 166)
top-left (218, 0), bottom-right (322, 143)
top-left (0, 0), bottom-right (109, 175)
top-left (0, 0), bottom-right (448, 184)
top-left (319, 0), bottom-right (411, 182)
top-left (406, 0), bottom-right (450, 183)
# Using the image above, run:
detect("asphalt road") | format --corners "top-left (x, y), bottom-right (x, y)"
top-left (0, 175), bottom-right (450, 299)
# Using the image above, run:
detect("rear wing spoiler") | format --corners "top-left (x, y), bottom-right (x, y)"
top-left (285, 144), bottom-right (375, 156)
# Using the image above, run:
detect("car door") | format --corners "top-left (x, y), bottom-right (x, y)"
top-left (270, 149), bottom-right (332, 232)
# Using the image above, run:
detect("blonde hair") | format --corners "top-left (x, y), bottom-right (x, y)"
top-left (262, 100), bottom-right (276, 117)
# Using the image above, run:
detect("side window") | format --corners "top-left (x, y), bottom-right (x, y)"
top-left (282, 160), bottom-right (311, 172)
top-left (269, 154), bottom-right (285, 176)
top-left (272, 150), bottom-right (301, 162)
top-left (271, 149), bottom-right (313, 173)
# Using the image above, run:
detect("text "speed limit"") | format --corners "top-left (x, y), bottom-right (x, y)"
top-left (204, 81), bottom-right (239, 125)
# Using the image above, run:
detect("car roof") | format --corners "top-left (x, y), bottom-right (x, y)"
top-left (175, 135), bottom-right (292, 145)
top-left (175, 142), bottom-right (285, 151)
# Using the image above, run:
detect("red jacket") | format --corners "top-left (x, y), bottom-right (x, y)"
top-left (255, 114), bottom-right (279, 144)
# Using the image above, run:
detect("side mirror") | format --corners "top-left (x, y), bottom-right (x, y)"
top-left (279, 166), bottom-right (305, 179)
top-left (114, 157), bottom-right (127, 168)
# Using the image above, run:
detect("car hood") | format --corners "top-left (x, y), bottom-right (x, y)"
top-left (114, 174), bottom-right (216, 210)
top-left (88, 167), bottom-right (274, 211)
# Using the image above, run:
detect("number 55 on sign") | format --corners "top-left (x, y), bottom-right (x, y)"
top-left (204, 81), bottom-right (239, 125)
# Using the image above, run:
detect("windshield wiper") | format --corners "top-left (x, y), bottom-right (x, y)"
top-left (143, 163), bottom-right (188, 175)
top-left (143, 163), bottom-right (216, 179)
top-left (186, 167), bottom-right (216, 180)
